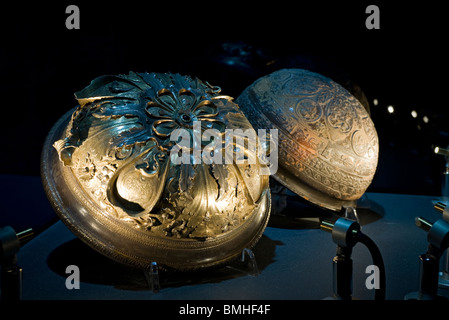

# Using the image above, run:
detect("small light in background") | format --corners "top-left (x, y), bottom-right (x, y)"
top-left (423, 115), bottom-right (429, 123)
top-left (411, 110), bottom-right (418, 118)
top-left (435, 146), bottom-right (449, 157)
top-left (387, 105), bottom-right (394, 114)
top-left (373, 98), bottom-right (379, 106)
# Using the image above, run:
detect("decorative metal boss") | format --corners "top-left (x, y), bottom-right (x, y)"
top-left (41, 72), bottom-right (271, 270)
top-left (236, 69), bottom-right (379, 211)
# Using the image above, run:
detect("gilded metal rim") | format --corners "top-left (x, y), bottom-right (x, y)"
top-left (272, 164), bottom-right (356, 212)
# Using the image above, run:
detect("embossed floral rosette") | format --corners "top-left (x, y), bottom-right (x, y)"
top-left (41, 72), bottom-right (271, 270)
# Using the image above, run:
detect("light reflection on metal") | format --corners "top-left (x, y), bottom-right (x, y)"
top-left (236, 68), bottom-right (379, 212)
top-left (41, 72), bottom-right (271, 270)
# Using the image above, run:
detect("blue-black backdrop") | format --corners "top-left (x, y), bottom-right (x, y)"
top-left (0, 1), bottom-right (447, 231)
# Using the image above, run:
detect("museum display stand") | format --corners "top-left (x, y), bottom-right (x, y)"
top-left (0, 226), bottom-right (33, 300)
top-left (143, 248), bottom-right (259, 294)
top-left (320, 214), bottom-right (386, 300)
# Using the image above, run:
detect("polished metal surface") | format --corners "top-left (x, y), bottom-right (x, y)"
top-left (41, 72), bottom-right (271, 270)
top-left (236, 68), bottom-right (379, 212)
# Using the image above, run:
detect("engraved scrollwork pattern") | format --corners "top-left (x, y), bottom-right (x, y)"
top-left (236, 68), bottom-right (379, 202)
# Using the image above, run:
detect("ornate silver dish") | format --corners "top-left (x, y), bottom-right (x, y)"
top-left (236, 68), bottom-right (379, 212)
top-left (41, 72), bottom-right (271, 270)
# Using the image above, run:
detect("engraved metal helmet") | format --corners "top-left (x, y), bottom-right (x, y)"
top-left (236, 68), bottom-right (379, 212)
top-left (41, 72), bottom-right (271, 270)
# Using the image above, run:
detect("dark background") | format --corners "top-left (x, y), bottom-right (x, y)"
top-left (0, 3), bottom-right (448, 303)
top-left (0, 2), bottom-right (447, 211)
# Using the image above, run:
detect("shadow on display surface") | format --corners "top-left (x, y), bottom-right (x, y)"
top-left (46, 235), bottom-right (282, 292)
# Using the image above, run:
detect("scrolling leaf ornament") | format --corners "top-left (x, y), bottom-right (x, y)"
top-left (53, 72), bottom-right (268, 239)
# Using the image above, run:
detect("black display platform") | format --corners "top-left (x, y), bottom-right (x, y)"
top-left (2, 175), bottom-right (449, 300)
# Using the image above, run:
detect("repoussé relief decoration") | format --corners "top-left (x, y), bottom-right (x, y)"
top-left (53, 72), bottom-right (271, 240)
